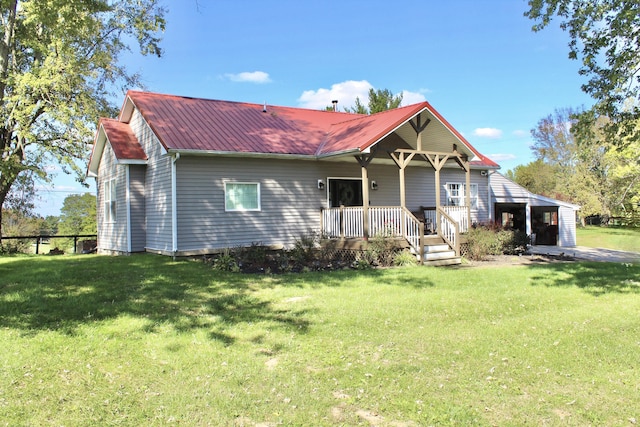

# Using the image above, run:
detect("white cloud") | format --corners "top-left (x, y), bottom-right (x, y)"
top-left (400, 90), bottom-right (427, 106)
top-left (487, 153), bottom-right (517, 162)
top-left (297, 80), bottom-right (373, 110)
top-left (224, 71), bottom-right (272, 84)
top-left (512, 129), bottom-right (528, 138)
top-left (473, 127), bottom-right (503, 139)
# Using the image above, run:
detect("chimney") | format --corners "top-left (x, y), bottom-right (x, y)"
top-left (332, 100), bottom-right (338, 112)
top-left (263, 101), bottom-right (267, 113)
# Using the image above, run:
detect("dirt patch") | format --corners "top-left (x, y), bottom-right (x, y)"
top-left (461, 253), bottom-right (576, 268)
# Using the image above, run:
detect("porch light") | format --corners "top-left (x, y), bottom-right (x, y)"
top-left (317, 179), bottom-right (325, 190)
top-left (371, 180), bottom-right (378, 190)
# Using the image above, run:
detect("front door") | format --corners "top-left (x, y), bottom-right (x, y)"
top-left (328, 178), bottom-right (363, 208)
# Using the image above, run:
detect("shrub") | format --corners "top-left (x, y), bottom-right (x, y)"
top-left (393, 250), bottom-right (418, 267)
top-left (212, 248), bottom-right (240, 272)
top-left (289, 230), bottom-right (319, 264)
top-left (466, 226), bottom-right (497, 260)
top-left (365, 228), bottom-right (398, 267)
top-left (466, 225), bottom-right (530, 260)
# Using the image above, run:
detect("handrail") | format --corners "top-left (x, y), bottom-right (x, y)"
top-left (422, 205), bottom-right (469, 233)
top-left (400, 207), bottom-right (424, 263)
top-left (436, 207), bottom-right (460, 256)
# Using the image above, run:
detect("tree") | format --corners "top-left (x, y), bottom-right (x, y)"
top-left (346, 88), bottom-right (403, 114)
top-left (41, 215), bottom-right (59, 235)
top-left (57, 193), bottom-right (96, 237)
top-left (515, 106), bottom-right (639, 221)
top-left (525, 0), bottom-right (640, 144)
top-left (530, 107), bottom-right (581, 168)
top-left (506, 159), bottom-right (559, 197)
top-left (0, 0), bottom-right (166, 238)
top-left (368, 88), bottom-right (403, 114)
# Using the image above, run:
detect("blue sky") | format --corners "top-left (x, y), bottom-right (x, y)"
top-left (36, 0), bottom-right (593, 216)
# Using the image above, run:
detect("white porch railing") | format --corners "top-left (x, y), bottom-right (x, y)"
top-left (321, 206), bottom-right (364, 238)
top-left (423, 206), bottom-right (470, 233)
top-left (320, 206), bottom-right (425, 257)
top-left (437, 207), bottom-right (460, 256)
top-left (321, 205), bottom-right (469, 258)
top-left (443, 206), bottom-right (469, 233)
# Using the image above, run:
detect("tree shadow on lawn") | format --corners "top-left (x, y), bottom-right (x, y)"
top-left (0, 254), bottom-right (311, 344)
top-left (262, 267), bottom-right (436, 290)
top-left (526, 261), bottom-right (640, 296)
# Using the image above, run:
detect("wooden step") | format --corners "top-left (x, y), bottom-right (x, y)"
top-left (423, 235), bottom-right (445, 245)
top-left (423, 250), bottom-right (457, 261)
top-left (423, 244), bottom-right (450, 253)
top-left (423, 257), bottom-right (462, 267)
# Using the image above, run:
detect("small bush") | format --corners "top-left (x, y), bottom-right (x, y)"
top-left (212, 248), bottom-right (240, 272)
top-left (290, 231), bottom-right (319, 264)
top-left (466, 225), bottom-right (531, 260)
top-left (393, 250), bottom-right (418, 267)
top-left (366, 229), bottom-right (398, 267)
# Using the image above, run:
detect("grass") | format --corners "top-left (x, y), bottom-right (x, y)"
top-left (576, 226), bottom-right (640, 252)
top-left (1, 254), bottom-right (639, 426)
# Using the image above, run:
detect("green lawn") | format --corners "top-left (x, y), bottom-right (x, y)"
top-left (577, 226), bottom-right (640, 252)
top-left (1, 254), bottom-right (639, 426)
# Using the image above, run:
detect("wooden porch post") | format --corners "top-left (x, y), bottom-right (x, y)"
top-left (434, 168), bottom-right (441, 234)
top-left (356, 152), bottom-right (376, 239)
top-left (464, 158), bottom-right (471, 228)
top-left (361, 165), bottom-right (370, 238)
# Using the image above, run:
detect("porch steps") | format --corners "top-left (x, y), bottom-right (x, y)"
top-left (414, 235), bottom-right (461, 266)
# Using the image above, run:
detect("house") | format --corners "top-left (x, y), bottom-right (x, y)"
top-left (87, 91), bottom-right (577, 263)
top-left (489, 172), bottom-right (580, 246)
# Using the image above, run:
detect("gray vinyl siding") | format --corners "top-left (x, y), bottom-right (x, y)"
top-left (173, 156), bottom-right (489, 251)
top-left (129, 110), bottom-right (173, 252)
top-left (175, 157), bottom-right (326, 250)
top-left (558, 206), bottom-right (577, 247)
top-left (97, 143), bottom-right (128, 252)
top-left (129, 165), bottom-right (146, 252)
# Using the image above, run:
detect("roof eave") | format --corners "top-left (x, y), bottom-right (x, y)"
top-left (87, 123), bottom-right (107, 177)
top-left (168, 148), bottom-right (318, 160)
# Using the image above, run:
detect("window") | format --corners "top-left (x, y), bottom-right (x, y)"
top-left (104, 178), bottom-right (117, 222)
top-left (225, 182), bottom-right (261, 211)
top-left (446, 183), bottom-right (478, 210)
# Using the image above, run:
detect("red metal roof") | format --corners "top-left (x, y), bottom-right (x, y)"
top-left (100, 118), bottom-right (147, 161)
top-left (109, 91), bottom-right (498, 169)
top-left (319, 103), bottom-right (428, 155)
top-left (126, 91), bottom-right (359, 156)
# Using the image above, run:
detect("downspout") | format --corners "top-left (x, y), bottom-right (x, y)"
top-left (487, 171), bottom-right (493, 223)
top-left (126, 165), bottom-right (131, 253)
top-left (171, 153), bottom-right (180, 256)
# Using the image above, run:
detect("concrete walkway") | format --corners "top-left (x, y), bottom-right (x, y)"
top-left (530, 245), bottom-right (640, 263)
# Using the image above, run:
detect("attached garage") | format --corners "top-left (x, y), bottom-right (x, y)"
top-left (489, 173), bottom-right (580, 247)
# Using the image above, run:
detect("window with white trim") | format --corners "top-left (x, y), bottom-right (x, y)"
top-left (104, 178), bottom-right (117, 222)
top-left (445, 182), bottom-right (478, 210)
top-left (225, 182), bottom-right (261, 211)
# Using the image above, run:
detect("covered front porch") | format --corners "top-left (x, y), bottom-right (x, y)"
top-left (318, 121), bottom-right (476, 263)
top-left (320, 205), bottom-right (470, 263)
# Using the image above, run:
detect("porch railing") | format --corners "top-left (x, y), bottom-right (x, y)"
top-left (436, 207), bottom-right (460, 256)
top-left (422, 206), bottom-right (470, 233)
top-left (321, 206), bottom-right (425, 260)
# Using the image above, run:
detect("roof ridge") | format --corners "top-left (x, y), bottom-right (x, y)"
top-left (127, 89), bottom-right (361, 117)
